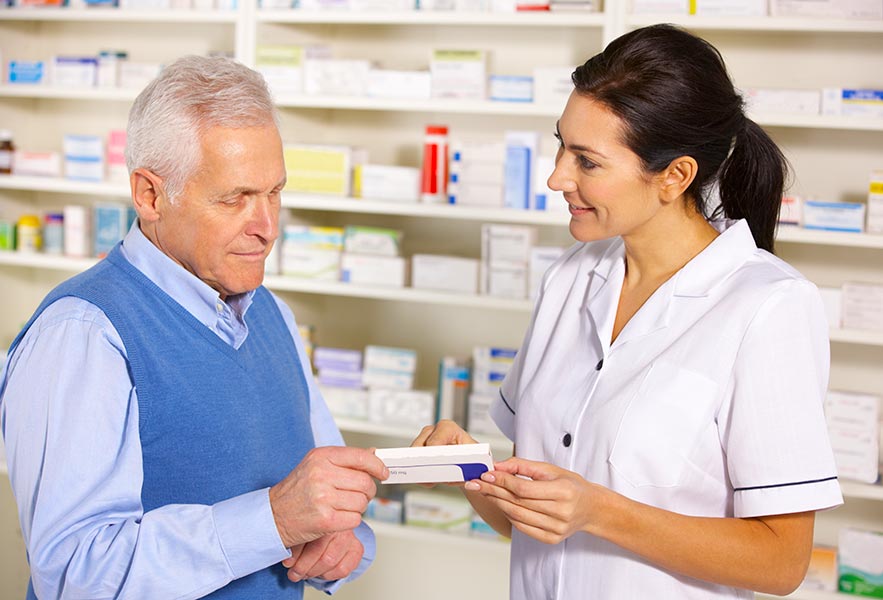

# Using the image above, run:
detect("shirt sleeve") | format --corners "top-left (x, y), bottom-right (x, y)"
top-left (0, 298), bottom-right (291, 600)
top-left (717, 279), bottom-right (844, 518)
top-left (272, 295), bottom-right (377, 592)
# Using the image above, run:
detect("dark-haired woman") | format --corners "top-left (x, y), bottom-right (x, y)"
top-left (412, 24), bottom-right (842, 599)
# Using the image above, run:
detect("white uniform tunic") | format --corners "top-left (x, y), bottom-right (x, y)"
top-left (490, 219), bottom-right (843, 600)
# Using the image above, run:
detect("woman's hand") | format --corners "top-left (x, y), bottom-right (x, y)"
top-left (464, 456), bottom-right (606, 545)
top-left (411, 419), bottom-right (477, 448)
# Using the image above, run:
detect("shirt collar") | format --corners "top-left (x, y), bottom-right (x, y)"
top-left (119, 221), bottom-right (256, 331)
top-left (672, 219), bottom-right (758, 298)
top-left (590, 219), bottom-right (757, 297)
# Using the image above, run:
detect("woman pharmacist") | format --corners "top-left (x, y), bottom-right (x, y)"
top-left (412, 24), bottom-right (843, 599)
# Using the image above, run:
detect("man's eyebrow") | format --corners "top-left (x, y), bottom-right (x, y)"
top-left (220, 178), bottom-right (287, 198)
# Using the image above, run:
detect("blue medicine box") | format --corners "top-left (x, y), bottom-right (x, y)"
top-left (8, 61), bottom-right (45, 84)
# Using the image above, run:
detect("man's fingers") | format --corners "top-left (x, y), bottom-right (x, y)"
top-left (317, 446), bottom-right (389, 480)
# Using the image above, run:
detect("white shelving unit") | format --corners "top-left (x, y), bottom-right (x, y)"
top-left (0, 8), bottom-right (237, 23)
top-left (625, 14), bottom-right (883, 33)
top-left (2, 6), bottom-right (882, 600)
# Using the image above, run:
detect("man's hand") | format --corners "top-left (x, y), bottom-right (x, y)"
top-left (282, 530), bottom-right (364, 583)
top-left (269, 446), bottom-right (388, 548)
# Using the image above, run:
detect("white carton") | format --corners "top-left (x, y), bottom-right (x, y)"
top-left (430, 49), bottom-right (486, 100)
top-left (304, 59), bottom-right (372, 96)
top-left (318, 384), bottom-right (370, 420)
top-left (841, 282), bottom-right (883, 332)
top-left (366, 69), bottom-right (431, 100)
top-left (368, 388), bottom-right (435, 427)
top-left (404, 489), bottom-right (473, 532)
top-left (803, 201), bottom-right (865, 233)
top-left (771, 0), bottom-right (882, 18)
top-left (354, 164), bottom-right (421, 202)
top-left (377, 443), bottom-right (494, 484)
top-left (341, 253), bottom-right (407, 287)
top-left (411, 254), bottom-right (480, 295)
top-left (742, 88), bottom-right (821, 116)
top-left (364, 345), bottom-right (417, 372)
top-left (838, 528), bottom-right (883, 596)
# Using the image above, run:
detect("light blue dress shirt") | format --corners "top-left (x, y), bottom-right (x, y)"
top-left (0, 224), bottom-right (374, 599)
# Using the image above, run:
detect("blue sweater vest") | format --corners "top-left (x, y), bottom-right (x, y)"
top-left (13, 244), bottom-right (314, 599)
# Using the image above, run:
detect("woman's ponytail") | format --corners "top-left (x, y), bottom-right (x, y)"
top-left (717, 118), bottom-right (789, 253)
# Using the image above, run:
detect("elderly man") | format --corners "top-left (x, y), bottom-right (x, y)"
top-left (0, 55), bottom-right (387, 599)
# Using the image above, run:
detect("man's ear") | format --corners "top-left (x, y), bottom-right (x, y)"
top-left (659, 156), bottom-right (698, 204)
top-left (130, 168), bottom-right (167, 223)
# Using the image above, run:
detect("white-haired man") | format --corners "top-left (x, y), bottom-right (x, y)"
top-left (0, 55), bottom-right (388, 600)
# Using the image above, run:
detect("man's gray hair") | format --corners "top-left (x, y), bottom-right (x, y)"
top-left (125, 55), bottom-right (279, 203)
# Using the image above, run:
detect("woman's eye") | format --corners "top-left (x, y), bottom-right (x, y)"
top-left (579, 156), bottom-right (597, 170)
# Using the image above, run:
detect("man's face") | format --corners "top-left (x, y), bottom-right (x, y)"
top-left (151, 124), bottom-right (286, 299)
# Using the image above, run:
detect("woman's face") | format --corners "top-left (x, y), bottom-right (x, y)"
top-left (549, 92), bottom-right (666, 243)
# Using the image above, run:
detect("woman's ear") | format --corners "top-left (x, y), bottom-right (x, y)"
top-left (659, 156), bottom-right (698, 204)
top-left (130, 168), bottom-right (167, 223)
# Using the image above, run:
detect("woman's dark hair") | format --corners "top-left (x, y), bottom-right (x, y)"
top-left (572, 24), bottom-right (787, 253)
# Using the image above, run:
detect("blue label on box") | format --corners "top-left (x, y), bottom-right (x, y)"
top-left (842, 89), bottom-right (883, 102)
top-left (8, 61), bottom-right (44, 84)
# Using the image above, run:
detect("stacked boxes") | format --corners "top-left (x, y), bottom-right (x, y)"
top-left (481, 223), bottom-right (537, 299)
top-left (529, 246), bottom-right (564, 299)
top-left (64, 135), bottom-right (104, 182)
top-left (314, 346), bottom-right (364, 390)
top-left (283, 144), bottom-right (365, 196)
top-left (341, 226), bottom-right (407, 288)
top-left (362, 345), bottom-right (416, 390)
top-left (430, 49), bottom-right (486, 100)
top-left (503, 131), bottom-right (540, 210)
top-left (838, 528), bottom-right (883, 597)
top-left (468, 346), bottom-right (516, 438)
top-left (825, 391), bottom-right (880, 484)
top-left (841, 283), bottom-right (883, 333)
top-left (353, 164), bottom-right (421, 202)
top-left (411, 254), bottom-right (480, 295)
top-left (362, 345), bottom-right (435, 426)
top-left (280, 225), bottom-right (344, 280)
top-left (448, 140), bottom-right (506, 207)
top-left (404, 489), bottom-right (473, 534)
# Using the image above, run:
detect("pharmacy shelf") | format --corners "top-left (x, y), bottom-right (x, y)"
top-left (366, 519), bottom-right (509, 550)
top-left (0, 174), bottom-right (129, 197)
top-left (258, 9), bottom-right (605, 27)
top-left (0, 251), bottom-right (97, 273)
top-left (264, 275), bottom-right (534, 312)
top-left (829, 329), bottom-right (883, 347)
top-left (626, 14), bottom-right (883, 34)
top-left (335, 416), bottom-right (512, 455)
top-left (840, 480), bottom-right (883, 502)
top-left (274, 94), bottom-right (560, 116)
top-left (0, 85), bottom-right (138, 102)
top-left (274, 96), bottom-right (883, 131)
top-left (0, 7), bottom-right (237, 23)
top-left (752, 113), bottom-right (883, 133)
top-left (2, 255), bottom-right (883, 347)
top-left (776, 227), bottom-right (883, 250)
top-left (281, 193), bottom-right (570, 226)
